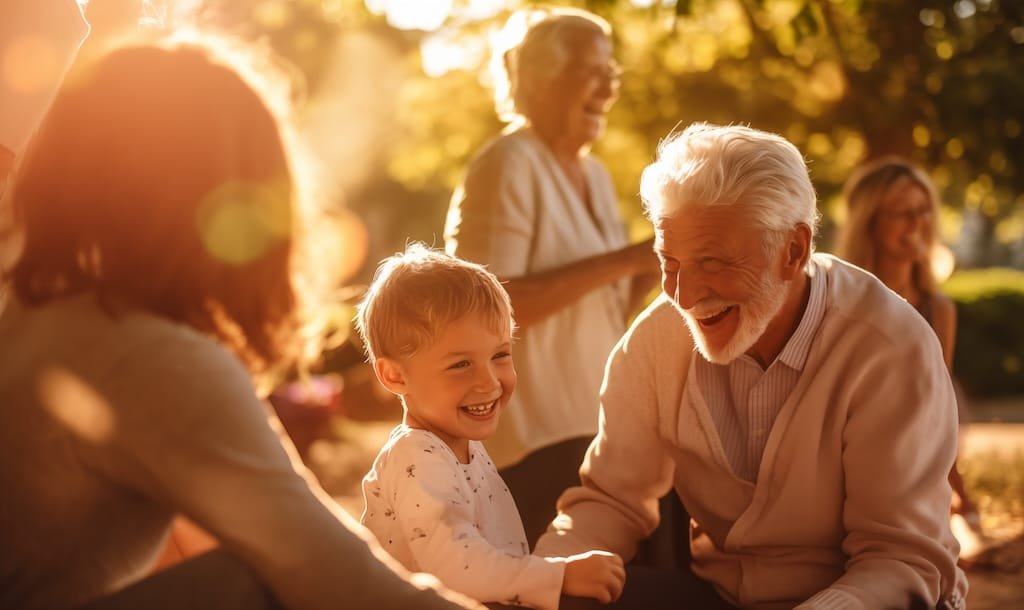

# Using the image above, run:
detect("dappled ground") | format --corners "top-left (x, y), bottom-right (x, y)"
top-left (956, 413), bottom-right (1024, 610)
top-left (299, 389), bottom-right (1024, 609)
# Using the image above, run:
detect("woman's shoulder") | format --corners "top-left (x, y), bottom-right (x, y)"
top-left (110, 307), bottom-right (247, 381)
top-left (469, 128), bottom-right (546, 169)
top-left (44, 298), bottom-right (258, 409)
top-left (2, 294), bottom-right (237, 375)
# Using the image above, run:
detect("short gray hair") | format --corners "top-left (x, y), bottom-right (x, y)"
top-left (640, 123), bottom-right (820, 247)
top-left (490, 8), bottom-right (611, 124)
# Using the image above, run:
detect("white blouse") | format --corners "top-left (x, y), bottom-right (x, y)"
top-left (362, 426), bottom-right (564, 609)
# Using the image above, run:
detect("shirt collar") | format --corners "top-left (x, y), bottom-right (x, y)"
top-left (775, 259), bottom-right (827, 372)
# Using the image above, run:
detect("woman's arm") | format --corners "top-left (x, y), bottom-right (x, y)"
top-left (931, 292), bottom-right (958, 371)
top-left (97, 333), bottom-right (478, 610)
top-left (500, 239), bottom-right (657, 329)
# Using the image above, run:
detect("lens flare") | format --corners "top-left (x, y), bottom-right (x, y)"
top-left (38, 367), bottom-right (116, 443)
top-left (197, 181), bottom-right (291, 265)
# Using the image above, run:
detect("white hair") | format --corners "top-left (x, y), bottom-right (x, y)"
top-left (490, 7), bottom-right (611, 124)
top-left (640, 123), bottom-right (820, 249)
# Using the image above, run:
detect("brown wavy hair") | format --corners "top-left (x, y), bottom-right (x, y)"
top-left (7, 35), bottom-right (307, 373)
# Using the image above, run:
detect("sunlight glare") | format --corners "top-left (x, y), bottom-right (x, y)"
top-left (3, 35), bottom-right (61, 95)
top-left (38, 367), bottom-right (116, 443)
top-left (463, 0), bottom-right (508, 20)
top-left (301, 30), bottom-right (402, 193)
top-left (950, 513), bottom-right (983, 558)
top-left (421, 31), bottom-right (485, 78)
top-left (307, 207), bottom-right (369, 286)
top-left (365, 0), bottom-right (453, 32)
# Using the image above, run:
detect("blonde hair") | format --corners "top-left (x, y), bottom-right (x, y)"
top-left (354, 244), bottom-right (514, 361)
top-left (640, 123), bottom-right (820, 253)
top-left (835, 156), bottom-right (942, 294)
top-left (491, 7), bottom-right (611, 124)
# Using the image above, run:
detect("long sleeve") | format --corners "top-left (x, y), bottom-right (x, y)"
top-left (796, 326), bottom-right (966, 609)
top-left (364, 435), bottom-right (564, 609)
top-left (535, 297), bottom-right (686, 561)
top-left (89, 331), bottom-right (478, 610)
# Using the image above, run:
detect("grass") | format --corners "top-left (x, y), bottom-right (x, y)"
top-left (961, 449), bottom-right (1024, 539)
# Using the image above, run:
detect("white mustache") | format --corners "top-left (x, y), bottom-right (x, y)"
top-left (684, 299), bottom-right (736, 319)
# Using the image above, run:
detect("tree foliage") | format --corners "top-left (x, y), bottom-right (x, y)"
top-left (390, 0), bottom-right (1024, 263)
top-left (192, 0), bottom-right (1024, 270)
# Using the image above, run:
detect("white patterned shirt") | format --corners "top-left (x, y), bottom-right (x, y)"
top-left (361, 426), bottom-right (564, 609)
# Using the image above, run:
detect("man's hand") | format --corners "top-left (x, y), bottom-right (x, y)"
top-left (561, 550), bottom-right (625, 603)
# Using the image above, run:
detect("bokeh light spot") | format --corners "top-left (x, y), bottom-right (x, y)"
top-left (197, 181), bottom-right (291, 266)
top-left (38, 367), bottom-right (115, 444)
top-left (254, 0), bottom-right (293, 29)
top-left (913, 124), bottom-right (931, 148)
top-left (307, 207), bottom-right (369, 285)
top-left (945, 137), bottom-right (965, 159)
top-left (806, 133), bottom-right (832, 157)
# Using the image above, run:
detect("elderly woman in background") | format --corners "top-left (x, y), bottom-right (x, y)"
top-left (444, 8), bottom-right (660, 548)
top-left (835, 156), bottom-right (979, 528)
top-left (0, 33), bottom-right (478, 610)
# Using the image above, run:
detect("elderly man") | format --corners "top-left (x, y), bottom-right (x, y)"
top-left (535, 123), bottom-right (967, 609)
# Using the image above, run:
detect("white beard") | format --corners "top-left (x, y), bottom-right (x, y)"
top-left (677, 271), bottom-right (789, 365)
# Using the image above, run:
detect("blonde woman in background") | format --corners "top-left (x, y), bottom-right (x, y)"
top-left (835, 156), bottom-right (980, 529)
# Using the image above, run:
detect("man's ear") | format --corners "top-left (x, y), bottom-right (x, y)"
top-left (780, 223), bottom-right (812, 280)
top-left (373, 357), bottom-right (407, 396)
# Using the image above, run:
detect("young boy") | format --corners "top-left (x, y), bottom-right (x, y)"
top-left (355, 244), bottom-right (624, 610)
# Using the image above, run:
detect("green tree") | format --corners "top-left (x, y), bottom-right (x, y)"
top-left (380, 0), bottom-right (1024, 263)
top-left (192, 0), bottom-right (1024, 270)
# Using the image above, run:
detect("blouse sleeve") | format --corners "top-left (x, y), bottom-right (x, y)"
top-left (444, 138), bottom-right (536, 278)
top-left (90, 330), bottom-right (477, 610)
top-left (379, 437), bottom-right (565, 610)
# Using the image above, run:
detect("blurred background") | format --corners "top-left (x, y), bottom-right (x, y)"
top-left (73, 0), bottom-right (1023, 398)
top-left (37, 0), bottom-right (1024, 604)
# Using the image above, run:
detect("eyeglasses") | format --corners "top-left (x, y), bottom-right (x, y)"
top-left (563, 62), bottom-right (623, 85)
top-left (879, 205), bottom-right (933, 223)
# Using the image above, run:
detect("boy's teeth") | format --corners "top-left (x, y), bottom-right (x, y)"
top-left (464, 400), bottom-right (494, 414)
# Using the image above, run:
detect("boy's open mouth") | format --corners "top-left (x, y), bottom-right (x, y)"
top-left (461, 399), bottom-right (497, 417)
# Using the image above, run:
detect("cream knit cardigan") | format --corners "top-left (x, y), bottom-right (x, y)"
top-left (536, 254), bottom-right (967, 610)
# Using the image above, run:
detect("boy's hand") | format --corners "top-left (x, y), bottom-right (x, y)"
top-left (561, 550), bottom-right (625, 603)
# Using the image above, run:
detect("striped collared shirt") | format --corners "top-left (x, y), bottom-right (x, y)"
top-left (695, 265), bottom-right (827, 482)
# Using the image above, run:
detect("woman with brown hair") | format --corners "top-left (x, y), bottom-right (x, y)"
top-left (0, 32), bottom-right (475, 610)
top-left (835, 156), bottom-right (979, 528)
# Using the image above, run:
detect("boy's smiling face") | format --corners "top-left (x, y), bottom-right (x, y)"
top-left (374, 311), bottom-right (516, 463)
